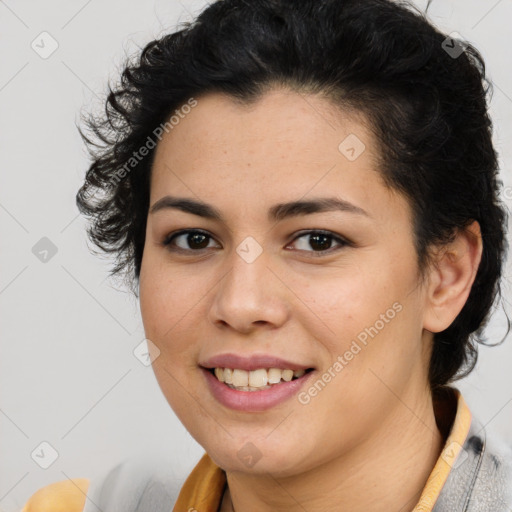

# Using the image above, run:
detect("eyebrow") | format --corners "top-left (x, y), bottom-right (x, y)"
top-left (149, 195), bottom-right (370, 221)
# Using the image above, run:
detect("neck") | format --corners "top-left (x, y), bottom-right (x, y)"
top-left (220, 390), bottom-right (444, 512)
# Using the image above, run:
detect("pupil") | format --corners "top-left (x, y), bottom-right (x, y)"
top-left (310, 234), bottom-right (330, 251)
top-left (189, 233), bottom-right (209, 249)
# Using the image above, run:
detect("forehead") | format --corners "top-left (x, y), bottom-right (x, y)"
top-left (149, 89), bottom-right (405, 224)
top-left (154, 89), bottom-right (373, 160)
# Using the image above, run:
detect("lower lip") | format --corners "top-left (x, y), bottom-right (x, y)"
top-left (201, 367), bottom-right (315, 412)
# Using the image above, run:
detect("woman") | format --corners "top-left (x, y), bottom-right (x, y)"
top-left (23, 0), bottom-right (511, 510)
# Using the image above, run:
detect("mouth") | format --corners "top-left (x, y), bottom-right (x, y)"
top-left (204, 366), bottom-right (315, 392)
top-left (199, 353), bottom-right (317, 410)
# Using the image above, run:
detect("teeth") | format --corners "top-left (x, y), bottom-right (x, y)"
top-left (268, 368), bottom-right (282, 384)
top-left (249, 368), bottom-right (268, 387)
top-left (282, 369), bottom-right (294, 382)
top-left (232, 369), bottom-right (249, 387)
top-left (212, 367), bottom-right (309, 389)
top-left (214, 367), bottom-right (224, 382)
top-left (224, 368), bottom-right (233, 384)
top-left (225, 384), bottom-right (273, 391)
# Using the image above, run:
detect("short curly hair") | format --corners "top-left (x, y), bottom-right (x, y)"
top-left (76, 0), bottom-right (509, 390)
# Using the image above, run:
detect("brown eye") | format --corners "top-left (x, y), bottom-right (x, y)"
top-left (288, 230), bottom-right (350, 256)
top-left (163, 230), bottom-right (219, 252)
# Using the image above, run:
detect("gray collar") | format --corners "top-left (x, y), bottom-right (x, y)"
top-left (433, 413), bottom-right (512, 511)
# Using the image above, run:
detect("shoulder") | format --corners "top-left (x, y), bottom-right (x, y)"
top-left (470, 424), bottom-right (512, 508)
top-left (87, 453), bottom-right (187, 512)
top-left (22, 454), bottom-right (190, 512)
top-left (22, 478), bottom-right (89, 512)
top-left (435, 414), bottom-right (512, 511)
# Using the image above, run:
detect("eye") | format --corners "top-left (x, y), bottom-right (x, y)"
top-left (287, 230), bottom-right (350, 256)
top-left (163, 230), bottom-right (219, 252)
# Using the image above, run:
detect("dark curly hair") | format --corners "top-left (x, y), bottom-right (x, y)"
top-left (76, 0), bottom-right (509, 390)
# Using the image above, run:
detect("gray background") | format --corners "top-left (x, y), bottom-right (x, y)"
top-left (1, 0), bottom-right (511, 510)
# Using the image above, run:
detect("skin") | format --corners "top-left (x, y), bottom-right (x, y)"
top-left (138, 88), bottom-right (483, 512)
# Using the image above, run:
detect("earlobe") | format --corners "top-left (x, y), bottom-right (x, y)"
top-left (423, 221), bottom-right (483, 333)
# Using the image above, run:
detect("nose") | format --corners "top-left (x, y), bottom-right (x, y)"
top-left (207, 243), bottom-right (291, 334)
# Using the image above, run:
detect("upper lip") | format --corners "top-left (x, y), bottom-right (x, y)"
top-left (200, 353), bottom-right (314, 371)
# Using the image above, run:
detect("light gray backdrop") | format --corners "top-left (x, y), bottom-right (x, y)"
top-left (1, 0), bottom-right (511, 510)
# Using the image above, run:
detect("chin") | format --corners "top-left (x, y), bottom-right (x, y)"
top-left (203, 435), bottom-right (311, 477)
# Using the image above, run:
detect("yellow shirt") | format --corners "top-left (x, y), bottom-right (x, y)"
top-left (22, 388), bottom-right (472, 512)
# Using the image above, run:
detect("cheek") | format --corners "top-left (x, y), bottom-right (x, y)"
top-left (139, 254), bottom-right (212, 362)
top-left (139, 254), bottom-right (181, 350)
top-left (294, 267), bottom-right (395, 339)
top-left (139, 248), bottom-right (177, 325)
top-left (139, 257), bottom-right (209, 419)
top-left (297, 256), bottom-right (421, 368)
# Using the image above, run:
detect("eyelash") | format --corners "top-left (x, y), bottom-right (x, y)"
top-left (162, 229), bottom-right (352, 257)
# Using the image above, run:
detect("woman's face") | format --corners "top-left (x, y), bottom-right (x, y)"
top-left (139, 89), bottom-right (433, 476)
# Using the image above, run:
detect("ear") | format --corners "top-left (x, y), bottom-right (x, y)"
top-left (423, 220), bottom-right (483, 333)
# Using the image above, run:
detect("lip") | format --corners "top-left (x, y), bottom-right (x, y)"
top-left (200, 353), bottom-right (313, 371)
top-left (201, 366), bottom-right (315, 412)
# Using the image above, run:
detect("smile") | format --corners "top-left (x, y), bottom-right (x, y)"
top-left (211, 367), bottom-right (310, 391)
top-left (201, 366), bottom-right (315, 412)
